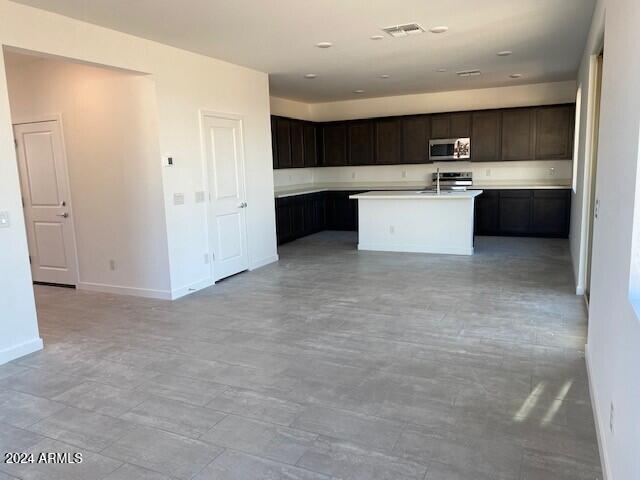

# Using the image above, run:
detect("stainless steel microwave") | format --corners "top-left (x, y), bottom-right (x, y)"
top-left (429, 138), bottom-right (471, 161)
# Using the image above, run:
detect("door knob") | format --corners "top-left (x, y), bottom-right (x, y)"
top-left (56, 212), bottom-right (69, 218)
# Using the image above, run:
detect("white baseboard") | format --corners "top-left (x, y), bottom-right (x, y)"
top-left (170, 277), bottom-right (215, 300)
top-left (585, 344), bottom-right (612, 480)
top-left (0, 337), bottom-right (43, 365)
top-left (357, 243), bottom-right (474, 256)
top-left (249, 254), bottom-right (279, 271)
top-left (77, 282), bottom-right (172, 300)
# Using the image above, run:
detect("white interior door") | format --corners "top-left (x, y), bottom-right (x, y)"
top-left (202, 115), bottom-right (249, 281)
top-left (14, 120), bottom-right (78, 285)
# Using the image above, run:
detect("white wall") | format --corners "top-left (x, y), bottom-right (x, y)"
top-left (271, 80), bottom-right (577, 121)
top-left (0, 52), bottom-right (41, 365)
top-left (274, 161), bottom-right (572, 190)
top-left (0, 0), bottom-right (277, 363)
top-left (570, 0), bottom-right (640, 478)
top-left (5, 54), bottom-right (172, 298)
top-left (271, 81), bottom-right (577, 189)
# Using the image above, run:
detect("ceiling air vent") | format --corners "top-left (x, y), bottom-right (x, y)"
top-left (457, 69), bottom-right (481, 77)
top-left (382, 23), bottom-right (425, 38)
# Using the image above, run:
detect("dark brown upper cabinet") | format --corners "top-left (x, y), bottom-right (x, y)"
top-left (290, 120), bottom-right (305, 168)
top-left (275, 116), bottom-right (292, 168)
top-left (271, 116), bottom-right (278, 169)
top-left (430, 112), bottom-right (471, 139)
top-left (431, 114), bottom-right (450, 139)
top-left (535, 105), bottom-right (574, 160)
top-left (402, 115), bottom-right (430, 164)
top-left (322, 122), bottom-right (347, 166)
top-left (449, 113), bottom-right (472, 138)
top-left (303, 122), bottom-right (318, 167)
top-left (348, 121), bottom-right (375, 165)
top-left (501, 108), bottom-right (535, 161)
top-left (375, 118), bottom-right (403, 164)
top-left (471, 110), bottom-right (501, 162)
top-left (271, 103), bottom-right (574, 168)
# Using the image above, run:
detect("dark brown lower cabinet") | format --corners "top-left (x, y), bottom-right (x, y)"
top-left (474, 188), bottom-right (570, 238)
top-left (277, 188), bottom-right (570, 245)
top-left (474, 189), bottom-right (500, 235)
top-left (275, 191), bottom-right (361, 244)
top-left (326, 191), bottom-right (361, 231)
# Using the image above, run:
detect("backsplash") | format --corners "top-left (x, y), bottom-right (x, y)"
top-left (273, 160), bottom-right (573, 188)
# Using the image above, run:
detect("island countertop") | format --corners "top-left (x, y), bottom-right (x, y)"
top-left (349, 190), bottom-right (483, 200)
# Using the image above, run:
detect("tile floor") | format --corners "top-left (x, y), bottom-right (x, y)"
top-left (0, 232), bottom-right (601, 479)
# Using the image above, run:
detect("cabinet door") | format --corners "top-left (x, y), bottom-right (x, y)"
top-left (501, 109), bottom-right (535, 161)
top-left (535, 105), bottom-right (574, 160)
top-left (271, 116), bottom-right (279, 169)
top-left (375, 118), bottom-right (403, 164)
top-left (499, 190), bottom-right (532, 234)
top-left (402, 115), bottom-right (429, 164)
top-left (275, 199), bottom-right (293, 244)
top-left (474, 190), bottom-right (500, 235)
top-left (275, 117), bottom-right (292, 168)
top-left (290, 198), bottom-right (305, 239)
top-left (431, 114), bottom-right (450, 139)
top-left (450, 112), bottom-right (471, 138)
top-left (290, 120), bottom-right (304, 168)
top-left (323, 123), bottom-right (347, 166)
top-left (303, 122), bottom-right (318, 167)
top-left (348, 121), bottom-right (375, 165)
top-left (471, 110), bottom-right (501, 162)
top-left (532, 190), bottom-right (570, 237)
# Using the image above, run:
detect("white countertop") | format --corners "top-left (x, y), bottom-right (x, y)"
top-left (349, 190), bottom-right (483, 200)
top-left (274, 182), bottom-right (571, 198)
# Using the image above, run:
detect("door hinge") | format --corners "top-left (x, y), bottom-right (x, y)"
top-left (28, 255), bottom-right (32, 264)
top-left (14, 138), bottom-right (17, 149)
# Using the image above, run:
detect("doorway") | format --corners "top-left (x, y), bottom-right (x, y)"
top-left (201, 113), bottom-right (249, 281)
top-left (13, 118), bottom-right (79, 286)
top-left (585, 52), bottom-right (604, 303)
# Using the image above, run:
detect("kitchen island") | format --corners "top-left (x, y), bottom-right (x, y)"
top-left (349, 190), bottom-right (483, 255)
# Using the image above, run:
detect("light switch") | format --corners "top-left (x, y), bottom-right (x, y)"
top-left (0, 211), bottom-right (9, 228)
top-left (173, 193), bottom-right (185, 206)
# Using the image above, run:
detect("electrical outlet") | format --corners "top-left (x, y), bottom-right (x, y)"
top-left (195, 191), bottom-right (206, 203)
top-left (549, 167), bottom-right (555, 176)
top-left (401, 170), bottom-right (407, 179)
top-left (610, 402), bottom-right (614, 434)
top-left (351, 171), bottom-right (356, 179)
top-left (389, 225), bottom-right (395, 234)
top-left (163, 155), bottom-right (175, 167)
top-left (109, 260), bottom-right (116, 271)
top-left (486, 169), bottom-right (491, 177)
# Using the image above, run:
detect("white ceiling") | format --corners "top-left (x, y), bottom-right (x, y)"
top-left (11, 0), bottom-right (595, 103)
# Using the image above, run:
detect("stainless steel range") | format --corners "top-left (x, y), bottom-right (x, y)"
top-left (432, 171), bottom-right (473, 191)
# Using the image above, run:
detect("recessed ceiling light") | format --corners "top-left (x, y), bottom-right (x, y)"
top-left (497, 50), bottom-right (513, 56)
top-left (510, 73), bottom-right (522, 78)
top-left (315, 42), bottom-right (332, 48)
top-left (436, 68), bottom-right (447, 73)
top-left (370, 35), bottom-right (384, 40)
top-left (379, 74), bottom-right (390, 79)
top-left (429, 26), bottom-right (449, 34)
top-left (354, 89), bottom-right (365, 94)
top-left (304, 73), bottom-right (317, 79)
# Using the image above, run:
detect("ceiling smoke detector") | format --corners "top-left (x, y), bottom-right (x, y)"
top-left (382, 23), bottom-right (425, 38)
top-left (457, 69), bottom-right (481, 77)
